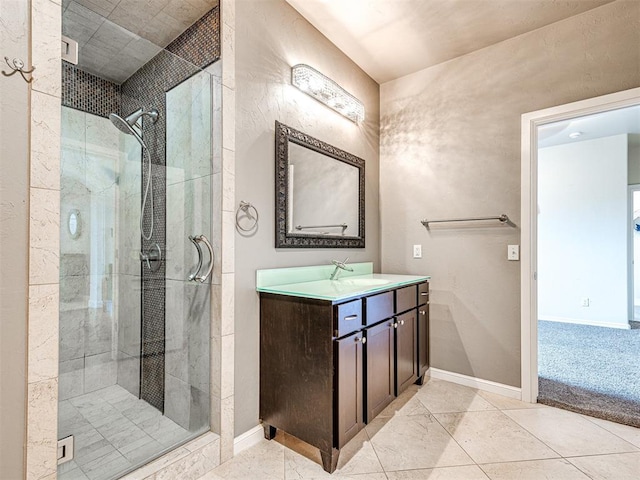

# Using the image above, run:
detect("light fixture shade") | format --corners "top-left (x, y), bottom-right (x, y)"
top-left (291, 64), bottom-right (365, 123)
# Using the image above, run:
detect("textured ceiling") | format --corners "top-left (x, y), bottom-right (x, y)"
top-left (285, 0), bottom-right (616, 84)
top-left (62, 0), bottom-right (219, 84)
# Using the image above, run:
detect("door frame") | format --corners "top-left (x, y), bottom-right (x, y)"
top-left (628, 184), bottom-right (640, 322)
top-left (520, 87), bottom-right (640, 403)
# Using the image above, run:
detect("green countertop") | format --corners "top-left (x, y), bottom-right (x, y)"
top-left (256, 264), bottom-right (430, 302)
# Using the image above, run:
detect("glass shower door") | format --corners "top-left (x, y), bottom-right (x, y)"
top-left (58, 56), bottom-right (215, 480)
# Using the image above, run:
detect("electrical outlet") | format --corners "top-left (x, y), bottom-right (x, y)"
top-left (413, 244), bottom-right (422, 258)
top-left (508, 245), bottom-right (520, 261)
top-left (582, 297), bottom-right (590, 307)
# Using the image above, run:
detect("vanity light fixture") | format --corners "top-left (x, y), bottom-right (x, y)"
top-left (291, 64), bottom-right (365, 124)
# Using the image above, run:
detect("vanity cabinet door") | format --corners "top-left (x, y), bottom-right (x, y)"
top-left (336, 332), bottom-right (364, 448)
top-left (417, 304), bottom-right (429, 378)
top-left (395, 310), bottom-right (418, 395)
top-left (365, 320), bottom-right (395, 422)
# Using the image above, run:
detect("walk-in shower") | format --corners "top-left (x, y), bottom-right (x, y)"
top-left (58, 3), bottom-right (221, 479)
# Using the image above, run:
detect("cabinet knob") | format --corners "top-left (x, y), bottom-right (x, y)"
top-left (362, 337), bottom-right (367, 344)
top-left (393, 322), bottom-right (398, 328)
top-left (400, 320), bottom-right (405, 325)
top-left (354, 336), bottom-right (366, 344)
top-left (420, 311), bottom-right (426, 316)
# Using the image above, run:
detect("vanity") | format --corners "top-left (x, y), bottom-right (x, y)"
top-left (257, 263), bottom-right (430, 473)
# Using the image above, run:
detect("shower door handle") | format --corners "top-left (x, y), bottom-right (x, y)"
top-left (188, 235), bottom-right (203, 281)
top-left (188, 234), bottom-right (214, 283)
top-left (194, 234), bottom-right (214, 283)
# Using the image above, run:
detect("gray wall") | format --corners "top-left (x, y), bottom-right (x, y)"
top-left (380, 0), bottom-right (640, 387)
top-left (0, 0), bottom-right (29, 477)
top-left (234, 0), bottom-right (380, 435)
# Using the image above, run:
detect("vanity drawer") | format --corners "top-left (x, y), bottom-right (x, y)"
top-left (418, 282), bottom-right (429, 306)
top-left (365, 291), bottom-right (394, 326)
top-left (396, 285), bottom-right (418, 313)
top-left (335, 300), bottom-right (362, 337)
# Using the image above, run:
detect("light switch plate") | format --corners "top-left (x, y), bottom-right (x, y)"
top-left (413, 244), bottom-right (422, 258)
top-left (508, 245), bottom-right (519, 261)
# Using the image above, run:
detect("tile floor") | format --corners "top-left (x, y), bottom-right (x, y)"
top-left (198, 378), bottom-right (640, 480)
top-left (58, 384), bottom-right (195, 480)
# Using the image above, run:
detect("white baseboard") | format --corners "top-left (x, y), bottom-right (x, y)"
top-left (233, 425), bottom-right (263, 456)
top-left (428, 368), bottom-right (522, 400)
top-left (539, 315), bottom-right (630, 330)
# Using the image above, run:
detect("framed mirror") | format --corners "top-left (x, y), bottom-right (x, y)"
top-left (275, 121), bottom-right (365, 248)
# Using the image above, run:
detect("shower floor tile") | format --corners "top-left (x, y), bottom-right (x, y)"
top-left (59, 384), bottom-right (192, 480)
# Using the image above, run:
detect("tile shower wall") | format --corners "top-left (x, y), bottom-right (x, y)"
top-left (62, 61), bottom-right (121, 118)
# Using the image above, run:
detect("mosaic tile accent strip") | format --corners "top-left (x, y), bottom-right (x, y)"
top-left (61, 61), bottom-right (120, 118)
top-left (166, 6), bottom-right (221, 72)
top-left (120, 5), bottom-right (221, 413)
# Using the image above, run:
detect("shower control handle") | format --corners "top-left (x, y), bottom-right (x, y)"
top-left (140, 243), bottom-right (162, 272)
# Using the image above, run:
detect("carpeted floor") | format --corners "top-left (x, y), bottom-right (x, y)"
top-left (538, 320), bottom-right (640, 428)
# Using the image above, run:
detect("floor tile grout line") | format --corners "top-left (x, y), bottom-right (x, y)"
top-left (436, 408), bottom-right (568, 464)
top-left (578, 413), bottom-right (640, 449)
top-left (475, 463), bottom-right (495, 480)
top-left (362, 417), bottom-right (390, 476)
top-left (564, 455), bottom-right (604, 480)
top-left (493, 409), bottom-right (567, 459)
top-left (558, 450), bottom-right (640, 459)
top-left (429, 409), bottom-right (483, 467)
top-left (502, 408), bottom-right (640, 458)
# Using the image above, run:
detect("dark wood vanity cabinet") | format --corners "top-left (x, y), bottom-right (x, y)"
top-left (259, 280), bottom-right (429, 473)
top-left (364, 319), bottom-right (394, 422)
top-left (395, 309), bottom-right (418, 393)
top-left (417, 282), bottom-right (430, 381)
top-left (336, 331), bottom-right (364, 449)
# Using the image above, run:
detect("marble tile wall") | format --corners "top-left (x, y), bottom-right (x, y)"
top-left (217, 0), bottom-right (235, 462)
top-left (27, 1), bottom-right (62, 478)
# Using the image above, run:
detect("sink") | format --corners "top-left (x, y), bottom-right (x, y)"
top-left (337, 278), bottom-right (390, 287)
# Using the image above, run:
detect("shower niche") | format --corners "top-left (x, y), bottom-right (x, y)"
top-left (58, 7), bottom-right (221, 478)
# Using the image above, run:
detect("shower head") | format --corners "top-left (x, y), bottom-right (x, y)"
top-left (109, 107), bottom-right (158, 149)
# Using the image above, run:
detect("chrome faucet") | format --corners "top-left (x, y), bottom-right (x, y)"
top-left (329, 257), bottom-right (353, 280)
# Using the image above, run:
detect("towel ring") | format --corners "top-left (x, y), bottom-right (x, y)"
top-left (236, 201), bottom-right (259, 232)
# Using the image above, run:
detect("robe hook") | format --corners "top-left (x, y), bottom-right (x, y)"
top-left (2, 57), bottom-right (35, 83)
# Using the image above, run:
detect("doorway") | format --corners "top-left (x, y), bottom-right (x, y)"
top-left (520, 87), bottom-right (640, 406)
top-left (630, 185), bottom-right (640, 321)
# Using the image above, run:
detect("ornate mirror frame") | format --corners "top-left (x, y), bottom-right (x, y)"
top-left (275, 121), bottom-right (365, 248)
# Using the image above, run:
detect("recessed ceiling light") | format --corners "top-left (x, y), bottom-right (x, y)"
top-left (569, 132), bottom-right (583, 139)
